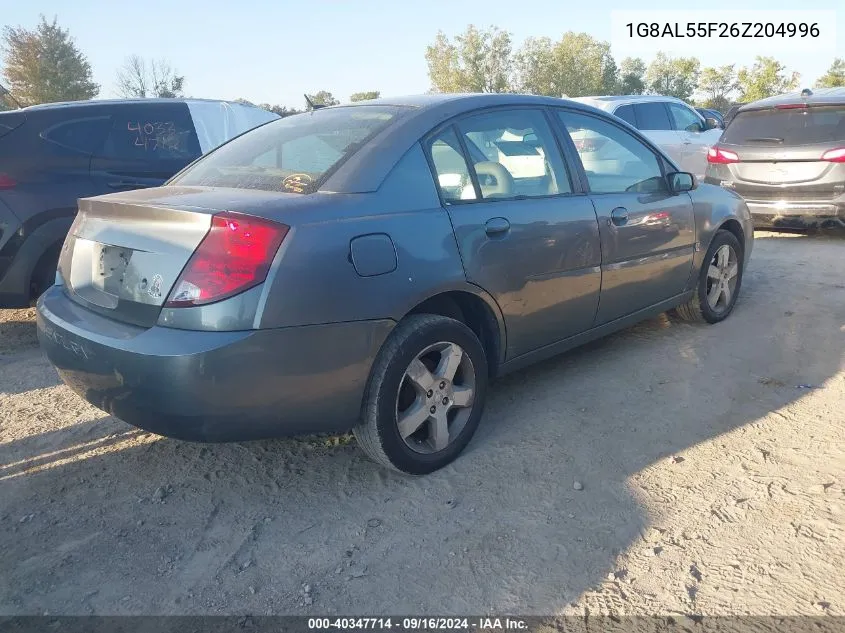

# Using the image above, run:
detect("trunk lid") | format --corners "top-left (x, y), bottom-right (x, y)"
top-left (59, 186), bottom-right (327, 327)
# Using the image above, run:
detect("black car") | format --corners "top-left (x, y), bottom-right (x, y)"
top-left (0, 98), bottom-right (277, 307)
top-left (704, 88), bottom-right (845, 230)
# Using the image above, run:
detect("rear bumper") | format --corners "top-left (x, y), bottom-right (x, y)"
top-left (746, 201), bottom-right (845, 230)
top-left (36, 286), bottom-right (394, 441)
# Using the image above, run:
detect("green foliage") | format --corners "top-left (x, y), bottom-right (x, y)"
top-left (645, 52), bottom-right (700, 101)
top-left (514, 32), bottom-right (617, 97)
top-left (815, 58), bottom-right (845, 88)
top-left (425, 25), bottom-right (513, 93)
top-left (736, 56), bottom-right (800, 102)
top-left (349, 91), bottom-right (380, 102)
top-left (617, 57), bottom-right (646, 95)
top-left (307, 90), bottom-right (339, 108)
top-left (698, 65), bottom-right (737, 111)
top-left (1, 15), bottom-right (98, 106)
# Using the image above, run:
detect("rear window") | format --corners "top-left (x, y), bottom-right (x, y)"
top-left (723, 106), bottom-right (845, 146)
top-left (172, 106), bottom-right (406, 194)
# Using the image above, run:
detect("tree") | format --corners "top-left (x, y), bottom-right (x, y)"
top-left (1, 15), bottom-right (98, 106)
top-left (698, 65), bottom-right (738, 111)
top-left (736, 56), bottom-right (800, 102)
top-left (425, 25), bottom-right (513, 93)
top-left (816, 58), bottom-right (845, 88)
top-left (116, 55), bottom-right (184, 98)
top-left (645, 52), bottom-right (700, 101)
top-left (514, 32), bottom-right (616, 97)
top-left (257, 103), bottom-right (302, 117)
top-left (617, 57), bottom-right (646, 95)
top-left (307, 90), bottom-right (339, 108)
top-left (349, 91), bottom-right (380, 102)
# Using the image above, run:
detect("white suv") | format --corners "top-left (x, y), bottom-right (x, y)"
top-left (572, 95), bottom-right (723, 180)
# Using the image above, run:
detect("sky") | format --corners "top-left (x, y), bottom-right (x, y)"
top-left (2, 0), bottom-right (842, 108)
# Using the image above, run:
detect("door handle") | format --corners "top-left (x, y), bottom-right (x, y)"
top-left (610, 207), bottom-right (629, 227)
top-left (484, 217), bottom-right (511, 236)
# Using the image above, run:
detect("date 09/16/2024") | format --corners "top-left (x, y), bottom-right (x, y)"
top-left (625, 21), bottom-right (820, 39)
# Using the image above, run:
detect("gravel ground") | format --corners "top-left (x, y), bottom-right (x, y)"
top-left (0, 231), bottom-right (843, 617)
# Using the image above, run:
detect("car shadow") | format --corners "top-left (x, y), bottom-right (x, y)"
top-left (0, 234), bottom-right (843, 616)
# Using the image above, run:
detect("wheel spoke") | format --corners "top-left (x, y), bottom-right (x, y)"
top-left (725, 262), bottom-right (738, 280)
top-left (430, 415), bottom-right (450, 451)
top-left (717, 246), bottom-right (729, 269)
top-left (406, 358), bottom-right (435, 392)
top-left (707, 282), bottom-right (722, 308)
top-left (397, 401), bottom-right (430, 439)
top-left (707, 265), bottom-right (720, 280)
top-left (436, 343), bottom-right (463, 381)
top-left (451, 385), bottom-right (474, 408)
top-left (721, 282), bottom-right (732, 307)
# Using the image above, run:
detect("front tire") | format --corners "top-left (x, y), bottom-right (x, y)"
top-left (354, 314), bottom-right (489, 475)
top-left (674, 229), bottom-right (744, 324)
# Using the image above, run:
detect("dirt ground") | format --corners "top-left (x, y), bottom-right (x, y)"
top-left (0, 231), bottom-right (843, 617)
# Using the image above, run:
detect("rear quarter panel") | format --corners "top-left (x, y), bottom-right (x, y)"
top-left (256, 144), bottom-right (480, 329)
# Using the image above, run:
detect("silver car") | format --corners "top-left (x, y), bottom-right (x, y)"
top-left (37, 94), bottom-right (754, 474)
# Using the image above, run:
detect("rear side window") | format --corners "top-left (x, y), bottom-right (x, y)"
top-left (100, 105), bottom-right (200, 161)
top-left (172, 106), bottom-right (405, 194)
top-left (0, 112), bottom-right (26, 138)
top-left (722, 106), bottom-right (845, 146)
top-left (614, 105), bottom-right (637, 127)
top-left (41, 116), bottom-right (111, 154)
top-left (633, 103), bottom-right (672, 130)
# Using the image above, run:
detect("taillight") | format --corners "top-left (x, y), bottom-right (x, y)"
top-left (707, 147), bottom-right (739, 164)
top-left (0, 173), bottom-right (16, 189)
top-left (821, 148), bottom-right (845, 163)
top-left (165, 212), bottom-right (289, 307)
top-left (775, 103), bottom-right (808, 109)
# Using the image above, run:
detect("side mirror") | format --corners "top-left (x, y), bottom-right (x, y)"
top-left (704, 117), bottom-right (723, 130)
top-left (668, 171), bottom-right (697, 193)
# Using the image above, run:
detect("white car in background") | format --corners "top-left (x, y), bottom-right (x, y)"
top-left (572, 95), bottom-right (724, 180)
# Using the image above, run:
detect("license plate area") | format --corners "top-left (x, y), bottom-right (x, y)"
top-left (94, 244), bottom-right (132, 293)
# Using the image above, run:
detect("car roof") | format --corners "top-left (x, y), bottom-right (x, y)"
top-left (18, 97), bottom-right (269, 112)
top-left (740, 87), bottom-right (845, 112)
top-left (571, 94), bottom-right (692, 110)
top-left (315, 93), bottom-right (672, 193)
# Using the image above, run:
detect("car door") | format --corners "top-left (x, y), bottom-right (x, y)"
top-left (555, 109), bottom-right (696, 325)
top-left (90, 103), bottom-right (202, 192)
top-left (629, 101), bottom-right (686, 168)
top-left (667, 101), bottom-right (722, 179)
top-left (424, 108), bottom-right (602, 360)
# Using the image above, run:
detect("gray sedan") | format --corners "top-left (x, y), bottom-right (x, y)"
top-left (36, 94), bottom-right (754, 474)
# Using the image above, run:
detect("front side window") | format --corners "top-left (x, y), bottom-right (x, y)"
top-left (668, 103), bottom-right (704, 132)
top-left (557, 110), bottom-right (666, 194)
top-left (455, 108), bottom-right (572, 199)
top-left (633, 102), bottom-right (672, 131)
top-left (172, 106), bottom-right (406, 194)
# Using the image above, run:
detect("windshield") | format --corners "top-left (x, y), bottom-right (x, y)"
top-left (172, 106), bottom-right (406, 194)
top-left (722, 105), bottom-right (845, 146)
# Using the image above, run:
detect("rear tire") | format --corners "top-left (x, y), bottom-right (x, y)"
top-left (674, 229), bottom-right (743, 324)
top-left (354, 314), bottom-right (488, 475)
